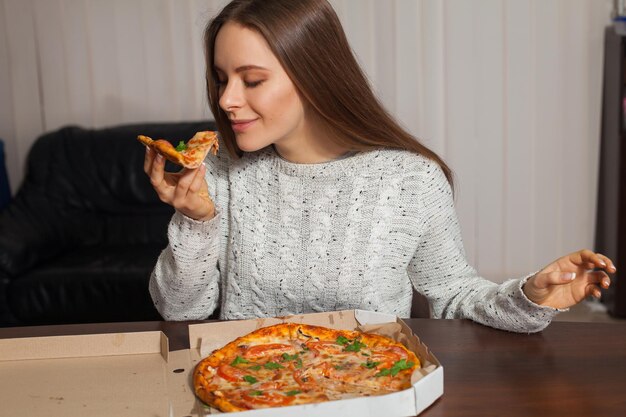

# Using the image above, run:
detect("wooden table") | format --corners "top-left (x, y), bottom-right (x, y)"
top-left (1, 319), bottom-right (625, 417)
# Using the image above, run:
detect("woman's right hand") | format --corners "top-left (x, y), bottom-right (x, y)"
top-left (144, 147), bottom-right (215, 221)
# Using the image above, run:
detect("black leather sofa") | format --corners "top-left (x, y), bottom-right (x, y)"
top-left (0, 121), bottom-right (216, 326)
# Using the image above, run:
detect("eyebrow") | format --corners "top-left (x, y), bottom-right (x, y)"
top-left (214, 65), bottom-right (269, 73)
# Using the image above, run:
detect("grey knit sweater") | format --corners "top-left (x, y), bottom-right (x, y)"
top-left (149, 146), bottom-right (560, 332)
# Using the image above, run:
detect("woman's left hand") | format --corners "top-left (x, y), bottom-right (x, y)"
top-left (523, 249), bottom-right (615, 309)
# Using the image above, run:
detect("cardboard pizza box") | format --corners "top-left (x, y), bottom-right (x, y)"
top-left (178, 309), bottom-right (443, 417)
top-left (0, 310), bottom-right (442, 417)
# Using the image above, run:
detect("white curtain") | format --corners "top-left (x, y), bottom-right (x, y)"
top-left (0, 0), bottom-right (613, 281)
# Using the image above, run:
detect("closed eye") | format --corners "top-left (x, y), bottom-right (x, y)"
top-left (244, 80), bottom-right (264, 88)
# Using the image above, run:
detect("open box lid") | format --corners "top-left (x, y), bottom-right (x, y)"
top-left (0, 331), bottom-right (175, 417)
top-left (184, 310), bottom-right (443, 417)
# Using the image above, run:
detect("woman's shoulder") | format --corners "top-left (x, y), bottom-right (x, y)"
top-left (372, 148), bottom-right (446, 179)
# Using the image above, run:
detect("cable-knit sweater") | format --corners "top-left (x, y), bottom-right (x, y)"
top-left (149, 146), bottom-right (560, 333)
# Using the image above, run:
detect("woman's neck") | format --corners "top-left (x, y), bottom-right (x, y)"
top-left (272, 118), bottom-right (351, 164)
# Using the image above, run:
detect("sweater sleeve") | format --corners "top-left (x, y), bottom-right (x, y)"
top-left (148, 148), bottom-right (228, 321)
top-left (148, 210), bottom-right (221, 320)
top-left (407, 160), bottom-right (561, 333)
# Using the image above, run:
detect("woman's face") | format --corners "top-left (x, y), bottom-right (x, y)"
top-left (214, 22), bottom-right (309, 153)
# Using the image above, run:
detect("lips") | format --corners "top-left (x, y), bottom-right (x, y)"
top-left (230, 119), bottom-right (257, 133)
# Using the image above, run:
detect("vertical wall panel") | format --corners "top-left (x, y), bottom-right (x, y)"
top-left (416, 0), bottom-right (446, 156)
top-left (168, 0), bottom-right (196, 121)
top-left (3, 0), bottom-right (44, 191)
top-left (532, 0), bottom-right (563, 268)
top-left (33, 0), bottom-right (70, 132)
top-left (87, 0), bottom-right (122, 127)
top-left (140, 0), bottom-right (176, 122)
top-left (504, 0), bottom-right (534, 278)
top-left (586, 0), bottom-right (613, 250)
top-left (0, 0), bottom-right (17, 192)
top-left (61, 0), bottom-right (95, 127)
top-left (113, 0), bottom-right (150, 124)
top-left (473, 0), bottom-right (505, 279)
top-left (444, 0), bottom-right (478, 266)
top-left (560, 0), bottom-right (591, 255)
top-left (372, 1), bottom-right (396, 114)
top-left (394, 0), bottom-right (420, 136)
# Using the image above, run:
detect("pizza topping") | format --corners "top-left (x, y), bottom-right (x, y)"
top-left (175, 140), bottom-right (187, 151)
top-left (335, 335), bottom-right (367, 352)
top-left (361, 360), bottom-right (380, 369)
top-left (217, 364), bottom-right (247, 382)
top-left (264, 362), bottom-right (285, 370)
top-left (243, 375), bottom-right (258, 384)
top-left (244, 344), bottom-right (294, 360)
top-left (374, 359), bottom-right (415, 377)
top-left (344, 340), bottom-right (366, 352)
top-left (285, 390), bottom-right (301, 396)
top-left (230, 356), bottom-right (249, 366)
top-left (241, 390), bottom-right (296, 408)
top-left (306, 341), bottom-right (344, 356)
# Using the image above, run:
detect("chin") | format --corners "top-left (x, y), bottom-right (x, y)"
top-left (236, 137), bottom-right (268, 153)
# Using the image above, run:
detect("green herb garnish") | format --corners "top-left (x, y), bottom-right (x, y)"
top-left (285, 390), bottom-right (302, 396)
top-left (175, 140), bottom-right (187, 151)
top-left (295, 357), bottom-right (303, 369)
top-left (231, 356), bottom-right (249, 366)
top-left (248, 390), bottom-right (263, 396)
top-left (336, 335), bottom-right (351, 345)
top-left (361, 360), bottom-right (380, 369)
top-left (281, 353), bottom-right (299, 362)
top-left (248, 365), bottom-right (261, 371)
top-left (375, 359), bottom-right (415, 377)
top-left (344, 340), bottom-right (366, 352)
top-left (264, 362), bottom-right (285, 370)
top-left (243, 375), bottom-right (258, 384)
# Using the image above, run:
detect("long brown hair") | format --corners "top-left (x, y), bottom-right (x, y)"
top-left (204, 0), bottom-right (453, 187)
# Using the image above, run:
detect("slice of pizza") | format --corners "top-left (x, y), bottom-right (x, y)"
top-left (137, 130), bottom-right (219, 169)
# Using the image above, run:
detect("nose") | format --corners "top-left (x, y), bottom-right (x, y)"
top-left (219, 79), bottom-right (244, 112)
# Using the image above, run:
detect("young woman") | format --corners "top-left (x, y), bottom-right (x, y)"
top-left (145, 0), bottom-right (614, 332)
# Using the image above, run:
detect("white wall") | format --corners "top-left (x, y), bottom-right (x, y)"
top-left (0, 0), bottom-right (613, 281)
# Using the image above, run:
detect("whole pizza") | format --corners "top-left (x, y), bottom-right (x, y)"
top-left (193, 323), bottom-right (421, 412)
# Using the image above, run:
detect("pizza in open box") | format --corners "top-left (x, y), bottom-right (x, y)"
top-left (193, 323), bottom-right (420, 412)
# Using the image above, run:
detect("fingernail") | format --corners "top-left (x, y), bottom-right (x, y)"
top-left (562, 272), bottom-right (576, 281)
top-left (600, 261), bottom-right (607, 267)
